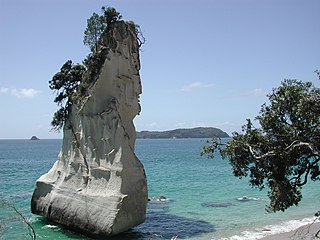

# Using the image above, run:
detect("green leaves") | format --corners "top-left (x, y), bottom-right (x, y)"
top-left (49, 60), bottom-right (85, 131)
top-left (50, 6), bottom-right (124, 132)
top-left (50, 107), bottom-right (67, 131)
top-left (83, 6), bottom-right (122, 51)
top-left (101, 6), bottom-right (122, 27)
top-left (50, 5), bottom-right (141, 132)
top-left (83, 13), bottom-right (105, 51)
top-left (202, 76), bottom-right (320, 212)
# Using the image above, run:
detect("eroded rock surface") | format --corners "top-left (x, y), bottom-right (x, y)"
top-left (31, 21), bottom-right (147, 236)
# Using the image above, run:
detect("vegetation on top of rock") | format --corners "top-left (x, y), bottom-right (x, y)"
top-left (49, 6), bottom-right (143, 131)
top-left (202, 72), bottom-right (320, 213)
top-left (136, 127), bottom-right (229, 139)
top-left (49, 60), bottom-right (86, 131)
top-left (83, 7), bottom-right (122, 52)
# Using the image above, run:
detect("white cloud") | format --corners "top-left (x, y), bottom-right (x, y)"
top-left (251, 88), bottom-right (264, 96)
top-left (0, 87), bottom-right (9, 93)
top-left (242, 88), bottom-right (265, 97)
top-left (0, 87), bottom-right (40, 98)
top-left (11, 88), bottom-right (40, 98)
top-left (181, 81), bottom-right (215, 92)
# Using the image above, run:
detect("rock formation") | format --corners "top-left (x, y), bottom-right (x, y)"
top-left (30, 136), bottom-right (40, 140)
top-left (31, 21), bottom-right (148, 236)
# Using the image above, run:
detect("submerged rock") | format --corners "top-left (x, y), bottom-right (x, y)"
top-left (31, 21), bottom-right (147, 236)
top-left (201, 201), bottom-right (233, 208)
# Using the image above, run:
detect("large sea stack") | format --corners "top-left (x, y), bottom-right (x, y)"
top-left (31, 21), bottom-right (148, 236)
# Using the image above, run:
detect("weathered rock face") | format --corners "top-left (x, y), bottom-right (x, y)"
top-left (31, 21), bottom-right (148, 236)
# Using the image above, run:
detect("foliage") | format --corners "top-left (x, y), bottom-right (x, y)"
top-left (81, 6), bottom-right (128, 91)
top-left (82, 48), bottom-right (108, 87)
top-left (81, 5), bottom-right (144, 88)
top-left (83, 12), bottom-right (105, 51)
top-left (49, 60), bottom-right (85, 131)
top-left (83, 6), bottom-right (122, 51)
top-left (202, 77), bottom-right (320, 212)
top-left (50, 6), bottom-right (143, 131)
top-left (101, 6), bottom-right (122, 28)
top-left (127, 21), bottom-right (146, 47)
top-left (50, 107), bottom-right (67, 131)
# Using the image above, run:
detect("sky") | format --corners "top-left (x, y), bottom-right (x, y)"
top-left (0, 0), bottom-right (319, 139)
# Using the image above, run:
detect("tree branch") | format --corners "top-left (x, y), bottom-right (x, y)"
top-left (285, 140), bottom-right (319, 156)
top-left (1, 200), bottom-right (36, 240)
top-left (297, 165), bottom-right (312, 187)
top-left (246, 144), bottom-right (276, 160)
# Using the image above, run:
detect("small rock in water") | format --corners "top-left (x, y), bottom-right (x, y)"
top-left (148, 195), bottom-right (168, 202)
top-left (235, 196), bottom-right (261, 201)
top-left (147, 196), bottom-right (171, 212)
top-left (159, 195), bottom-right (167, 201)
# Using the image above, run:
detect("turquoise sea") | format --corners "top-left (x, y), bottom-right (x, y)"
top-left (0, 138), bottom-right (319, 240)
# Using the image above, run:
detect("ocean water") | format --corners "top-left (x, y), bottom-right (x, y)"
top-left (0, 138), bottom-right (319, 240)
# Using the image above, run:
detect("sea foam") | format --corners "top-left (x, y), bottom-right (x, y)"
top-left (221, 217), bottom-right (318, 240)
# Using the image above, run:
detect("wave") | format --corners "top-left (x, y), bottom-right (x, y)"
top-left (235, 196), bottom-right (261, 202)
top-left (220, 217), bottom-right (319, 240)
top-left (42, 224), bottom-right (59, 229)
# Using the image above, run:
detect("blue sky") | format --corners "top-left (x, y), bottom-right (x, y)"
top-left (0, 0), bottom-right (319, 139)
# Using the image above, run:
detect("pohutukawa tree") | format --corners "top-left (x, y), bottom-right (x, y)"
top-left (202, 73), bottom-right (320, 213)
top-left (49, 60), bottom-right (85, 131)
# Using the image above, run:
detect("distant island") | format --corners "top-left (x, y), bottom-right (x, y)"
top-left (136, 127), bottom-right (229, 139)
top-left (30, 136), bottom-right (40, 140)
